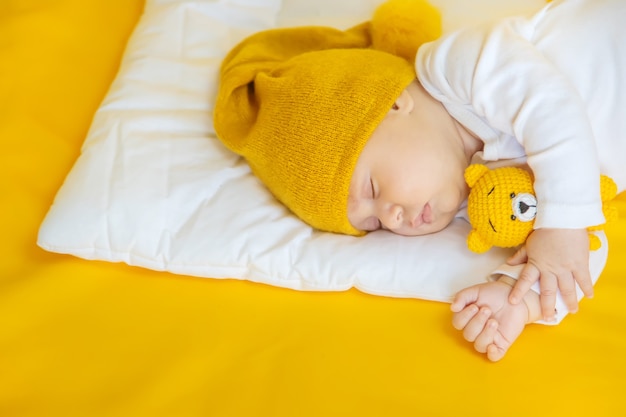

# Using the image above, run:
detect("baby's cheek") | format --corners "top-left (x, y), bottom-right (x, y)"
top-left (420, 212), bottom-right (455, 236)
top-left (436, 212), bottom-right (457, 232)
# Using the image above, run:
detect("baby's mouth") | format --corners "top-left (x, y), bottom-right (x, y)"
top-left (421, 203), bottom-right (433, 224)
top-left (411, 203), bottom-right (432, 228)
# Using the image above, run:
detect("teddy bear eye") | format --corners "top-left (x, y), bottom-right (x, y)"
top-left (510, 192), bottom-right (516, 199)
top-left (511, 215), bottom-right (516, 221)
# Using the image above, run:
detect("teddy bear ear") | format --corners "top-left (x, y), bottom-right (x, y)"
top-left (604, 205), bottom-right (620, 224)
top-left (588, 233), bottom-right (602, 251)
top-left (467, 230), bottom-right (492, 254)
top-left (588, 174), bottom-right (619, 230)
top-left (464, 164), bottom-right (490, 188)
top-left (600, 174), bottom-right (618, 202)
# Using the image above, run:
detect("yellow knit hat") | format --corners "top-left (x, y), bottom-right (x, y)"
top-left (214, 0), bottom-right (441, 235)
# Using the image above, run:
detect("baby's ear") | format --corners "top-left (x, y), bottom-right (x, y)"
top-left (391, 87), bottom-right (414, 114)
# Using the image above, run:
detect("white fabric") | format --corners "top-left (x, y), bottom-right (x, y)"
top-left (416, 0), bottom-right (622, 322)
top-left (417, 0), bottom-right (626, 230)
top-left (38, 0), bottom-right (546, 303)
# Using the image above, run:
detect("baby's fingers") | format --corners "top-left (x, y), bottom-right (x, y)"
top-left (459, 307), bottom-right (492, 342)
top-left (473, 318), bottom-right (499, 353)
top-left (556, 273), bottom-right (578, 314)
top-left (507, 246), bottom-right (528, 266)
top-left (509, 263), bottom-right (540, 305)
top-left (539, 273), bottom-right (559, 321)
top-left (574, 269), bottom-right (594, 299)
top-left (486, 332), bottom-right (512, 362)
top-left (451, 304), bottom-right (479, 330)
top-left (487, 344), bottom-right (507, 362)
top-left (450, 286), bottom-right (480, 313)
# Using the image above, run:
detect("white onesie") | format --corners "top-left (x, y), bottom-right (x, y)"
top-left (416, 0), bottom-right (626, 323)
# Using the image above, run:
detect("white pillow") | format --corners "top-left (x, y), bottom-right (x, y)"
top-left (37, 0), bottom-right (545, 302)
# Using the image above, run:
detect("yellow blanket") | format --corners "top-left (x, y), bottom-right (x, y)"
top-left (2, 1), bottom-right (625, 415)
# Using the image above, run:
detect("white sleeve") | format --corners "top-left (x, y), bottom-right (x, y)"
top-left (490, 231), bottom-right (608, 325)
top-left (416, 18), bottom-right (604, 230)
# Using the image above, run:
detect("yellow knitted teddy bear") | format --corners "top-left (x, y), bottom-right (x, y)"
top-left (465, 164), bottom-right (618, 254)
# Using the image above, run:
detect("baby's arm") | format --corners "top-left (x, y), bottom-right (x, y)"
top-left (417, 16), bottom-right (606, 317)
top-left (454, 230), bottom-right (609, 360)
top-left (451, 276), bottom-right (541, 362)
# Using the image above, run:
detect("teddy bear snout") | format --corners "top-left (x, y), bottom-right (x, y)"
top-left (511, 193), bottom-right (537, 222)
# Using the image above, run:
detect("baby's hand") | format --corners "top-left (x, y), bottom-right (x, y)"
top-left (451, 277), bottom-right (539, 362)
top-left (507, 228), bottom-right (592, 321)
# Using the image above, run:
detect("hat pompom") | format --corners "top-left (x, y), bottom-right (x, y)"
top-left (371, 0), bottom-right (442, 63)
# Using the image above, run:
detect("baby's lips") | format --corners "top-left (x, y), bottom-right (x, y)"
top-left (421, 203), bottom-right (433, 224)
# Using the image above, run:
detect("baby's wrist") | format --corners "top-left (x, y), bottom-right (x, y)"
top-left (495, 275), bottom-right (517, 288)
top-left (495, 275), bottom-right (541, 324)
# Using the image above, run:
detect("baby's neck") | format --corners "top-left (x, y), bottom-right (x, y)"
top-left (455, 121), bottom-right (484, 163)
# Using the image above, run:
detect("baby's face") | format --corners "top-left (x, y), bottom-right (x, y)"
top-left (347, 80), bottom-right (475, 236)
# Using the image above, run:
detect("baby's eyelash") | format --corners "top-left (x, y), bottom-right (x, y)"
top-left (369, 178), bottom-right (376, 198)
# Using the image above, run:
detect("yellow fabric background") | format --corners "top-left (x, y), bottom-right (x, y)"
top-left (1, 1), bottom-right (625, 415)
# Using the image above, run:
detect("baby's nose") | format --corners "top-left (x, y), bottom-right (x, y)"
top-left (381, 204), bottom-right (403, 229)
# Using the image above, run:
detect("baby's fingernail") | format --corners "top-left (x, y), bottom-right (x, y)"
top-left (543, 314), bottom-right (557, 323)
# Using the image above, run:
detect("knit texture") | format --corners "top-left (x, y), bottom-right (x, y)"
top-left (213, 0), bottom-right (441, 235)
top-left (465, 164), bottom-right (618, 253)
